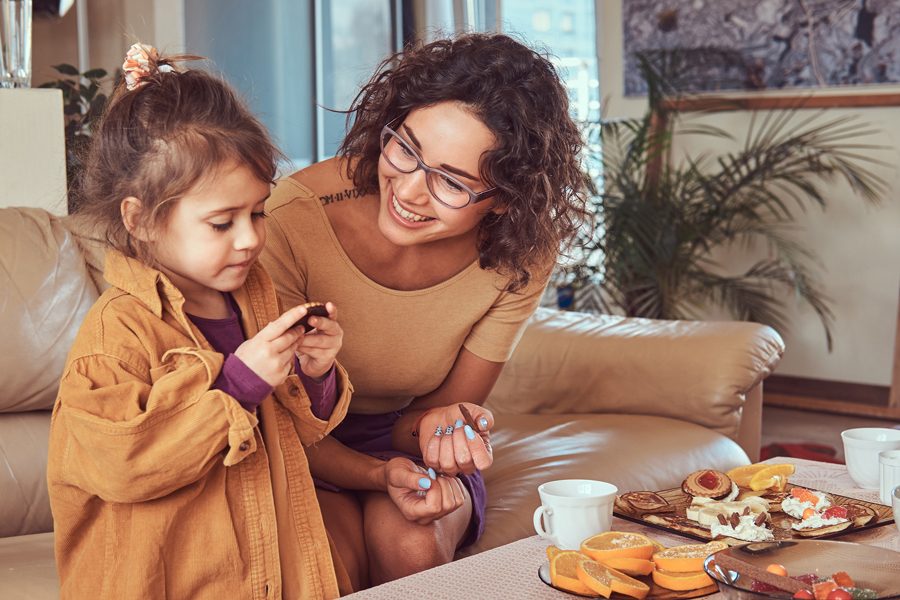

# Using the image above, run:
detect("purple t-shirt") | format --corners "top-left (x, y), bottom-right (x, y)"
top-left (187, 294), bottom-right (336, 418)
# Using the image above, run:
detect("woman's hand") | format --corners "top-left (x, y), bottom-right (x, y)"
top-left (295, 302), bottom-right (343, 380)
top-left (384, 457), bottom-right (467, 525)
top-left (417, 403), bottom-right (493, 476)
top-left (234, 303), bottom-right (312, 387)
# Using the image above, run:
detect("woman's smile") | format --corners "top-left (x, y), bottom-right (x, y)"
top-left (390, 194), bottom-right (435, 225)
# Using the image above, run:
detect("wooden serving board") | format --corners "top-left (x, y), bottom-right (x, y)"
top-left (613, 483), bottom-right (894, 545)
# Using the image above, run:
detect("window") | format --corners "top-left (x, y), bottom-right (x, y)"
top-left (185, 0), bottom-right (400, 169)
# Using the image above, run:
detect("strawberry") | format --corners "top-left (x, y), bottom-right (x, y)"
top-left (823, 506), bottom-right (848, 520)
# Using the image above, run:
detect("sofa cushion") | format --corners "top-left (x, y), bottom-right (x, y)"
top-left (487, 308), bottom-right (783, 441)
top-left (0, 207), bottom-right (100, 413)
top-left (0, 411), bottom-right (52, 536)
top-left (460, 412), bottom-right (749, 557)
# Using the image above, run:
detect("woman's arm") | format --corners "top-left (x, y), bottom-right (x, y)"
top-left (306, 435), bottom-right (388, 491)
top-left (306, 436), bottom-right (465, 524)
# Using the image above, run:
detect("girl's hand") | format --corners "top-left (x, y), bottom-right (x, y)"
top-left (418, 403), bottom-right (493, 476)
top-left (295, 302), bottom-right (342, 379)
top-left (384, 457), bottom-right (467, 525)
top-left (234, 304), bottom-right (312, 387)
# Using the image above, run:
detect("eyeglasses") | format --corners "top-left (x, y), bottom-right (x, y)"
top-left (379, 123), bottom-right (498, 209)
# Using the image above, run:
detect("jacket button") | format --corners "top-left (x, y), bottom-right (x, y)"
top-left (288, 384), bottom-right (300, 396)
top-left (239, 441), bottom-right (249, 451)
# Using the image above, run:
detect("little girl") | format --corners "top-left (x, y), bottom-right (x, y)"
top-left (47, 44), bottom-right (352, 599)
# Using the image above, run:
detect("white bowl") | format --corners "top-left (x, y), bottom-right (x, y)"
top-left (841, 427), bottom-right (900, 489)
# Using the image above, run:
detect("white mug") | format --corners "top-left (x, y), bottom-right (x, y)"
top-left (533, 479), bottom-right (618, 550)
top-left (879, 450), bottom-right (900, 505)
top-left (893, 485), bottom-right (900, 535)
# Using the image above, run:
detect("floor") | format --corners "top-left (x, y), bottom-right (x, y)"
top-left (761, 406), bottom-right (900, 461)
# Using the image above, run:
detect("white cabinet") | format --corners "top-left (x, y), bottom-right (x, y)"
top-left (0, 88), bottom-right (67, 215)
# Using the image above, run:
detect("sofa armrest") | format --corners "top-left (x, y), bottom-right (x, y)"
top-left (485, 308), bottom-right (783, 450)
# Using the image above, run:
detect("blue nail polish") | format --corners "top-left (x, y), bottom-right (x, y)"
top-left (445, 425), bottom-right (454, 435)
top-left (478, 417), bottom-right (489, 430)
top-left (454, 419), bottom-right (464, 428)
top-left (434, 426), bottom-right (442, 437)
top-left (464, 424), bottom-right (476, 440)
top-left (418, 477), bottom-right (432, 489)
top-left (427, 467), bottom-right (436, 479)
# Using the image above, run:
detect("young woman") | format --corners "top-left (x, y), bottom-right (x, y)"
top-left (261, 32), bottom-right (588, 590)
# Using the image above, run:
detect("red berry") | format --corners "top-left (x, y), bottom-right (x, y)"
top-left (826, 589), bottom-right (852, 600)
top-left (793, 590), bottom-right (814, 600)
top-left (823, 506), bottom-right (848, 520)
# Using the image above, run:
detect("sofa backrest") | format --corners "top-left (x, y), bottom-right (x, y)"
top-left (0, 207), bottom-right (101, 537)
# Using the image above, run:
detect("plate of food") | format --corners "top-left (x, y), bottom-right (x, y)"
top-left (538, 531), bottom-right (727, 599)
top-left (613, 463), bottom-right (893, 545)
top-left (704, 539), bottom-right (900, 599)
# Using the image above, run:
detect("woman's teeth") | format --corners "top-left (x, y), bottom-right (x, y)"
top-left (392, 196), bottom-right (434, 222)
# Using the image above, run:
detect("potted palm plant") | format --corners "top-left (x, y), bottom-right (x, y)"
top-left (563, 51), bottom-right (886, 351)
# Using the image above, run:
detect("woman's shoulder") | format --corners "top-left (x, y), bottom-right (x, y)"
top-left (269, 158), bottom-right (361, 213)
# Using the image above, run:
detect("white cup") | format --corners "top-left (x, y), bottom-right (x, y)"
top-left (879, 450), bottom-right (900, 505)
top-left (841, 428), bottom-right (900, 489)
top-left (533, 479), bottom-right (618, 550)
top-left (893, 485), bottom-right (900, 535)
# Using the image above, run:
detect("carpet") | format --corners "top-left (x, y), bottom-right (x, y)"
top-left (760, 442), bottom-right (844, 464)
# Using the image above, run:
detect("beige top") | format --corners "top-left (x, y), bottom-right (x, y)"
top-left (262, 177), bottom-right (548, 415)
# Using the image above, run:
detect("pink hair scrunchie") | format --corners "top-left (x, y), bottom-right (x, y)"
top-left (122, 43), bottom-right (174, 91)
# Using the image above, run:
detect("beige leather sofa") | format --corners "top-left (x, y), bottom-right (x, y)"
top-left (0, 206), bottom-right (784, 598)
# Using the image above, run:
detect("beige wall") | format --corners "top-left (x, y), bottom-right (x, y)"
top-left (597, 1), bottom-right (900, 386)
top-left (31, 0), bottom-right (182, 84)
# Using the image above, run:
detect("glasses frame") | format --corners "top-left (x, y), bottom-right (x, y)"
top-left (379, 121), bottom-right (498, 210)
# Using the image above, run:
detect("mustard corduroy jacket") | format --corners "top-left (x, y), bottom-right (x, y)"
top-left (47, 250), bottom-right (351, 599)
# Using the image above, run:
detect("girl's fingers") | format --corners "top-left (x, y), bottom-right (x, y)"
top-left (304, 303), bottom-right (339, 334)
top-left (262, 304), bottom-right (309, 341)
top-left (271, 327), bottom-right (304, 353)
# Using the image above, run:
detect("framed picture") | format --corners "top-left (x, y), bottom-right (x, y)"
top-left (622, 0), bottom-right (900, 110)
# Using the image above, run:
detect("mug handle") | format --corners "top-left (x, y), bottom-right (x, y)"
top-left (533, 505), bottom-right (553, 539)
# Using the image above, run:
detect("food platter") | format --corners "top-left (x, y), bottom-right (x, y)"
top-left (614, 483), bottom-right (894, 545)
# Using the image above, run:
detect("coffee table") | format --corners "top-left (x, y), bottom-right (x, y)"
top-left (345, 458), bottom-right (898, 599)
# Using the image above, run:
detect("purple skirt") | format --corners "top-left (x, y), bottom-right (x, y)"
top-left (317, 410), bottom-right (486, 548)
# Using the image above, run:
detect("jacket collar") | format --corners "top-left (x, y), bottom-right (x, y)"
top-left (104, 250), bottom-right (173, 318)
top-left (103, 249), bottom-right (270, 326)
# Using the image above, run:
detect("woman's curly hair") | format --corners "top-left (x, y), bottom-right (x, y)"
top-left (339, 33), bottom-right (589, 292)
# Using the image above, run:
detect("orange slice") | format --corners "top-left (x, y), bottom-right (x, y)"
top-left (576, 559), bottom-right (613, 598)
top-left (550, 551), bottom-right (595, 596)
top-left (546, 545), bottom-right (562, 562)
top-left (748, 464), bottom-right (795, 491)
top-left (602, 557), bottom-right (654, 576)
top-left (581, 531), bottom-right (655, 561)
top-left (725, 463), bottom-right (770, 487)
top-left (608, 565), bottom-right (651, 599)
top-left (652, 541), bottom-right (729, 573)
top-left (652, 567), bottom-right (715, 591)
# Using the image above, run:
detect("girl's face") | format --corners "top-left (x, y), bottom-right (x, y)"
top-left (146, 161), bottom-right (271, 309)
top-left (376, 101), bottom-right (497, 248)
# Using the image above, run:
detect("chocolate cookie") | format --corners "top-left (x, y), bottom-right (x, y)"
top-left (292, 302), bottom-right (330, 332)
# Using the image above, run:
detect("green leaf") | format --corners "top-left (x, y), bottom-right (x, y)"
top-left (53, 63), bottom-right (80, 76)
top-left (82, 68), bottom-right (107, 79)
